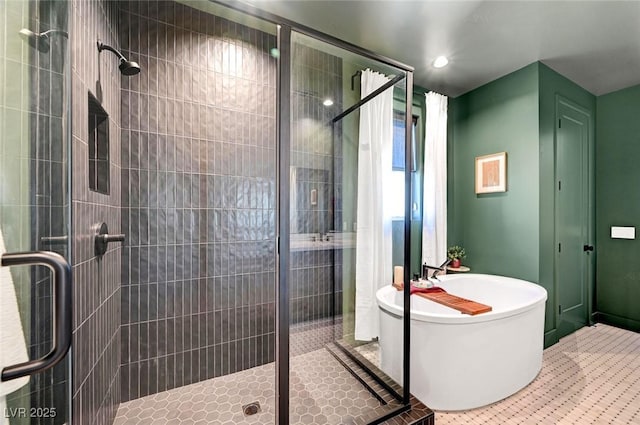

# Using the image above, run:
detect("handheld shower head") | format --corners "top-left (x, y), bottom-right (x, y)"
top-left (19, 28), bottom-right (68, 53)
top-left (97, 41), bottom-right (141, 76)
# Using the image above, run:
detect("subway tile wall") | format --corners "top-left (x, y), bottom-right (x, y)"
top-left (114, 0), bottom-right (346, 403)
top-left (71, 1), bottom-right (123, 425)
top-left (118, 1), bottom-right (278, 402)
top-left (290, 43), bottom-right (342, 236)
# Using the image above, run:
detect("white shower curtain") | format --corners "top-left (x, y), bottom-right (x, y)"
top-left (355, 69), bottom-right (394, 341)
top-left (422, 92), bottom-right (448, 267)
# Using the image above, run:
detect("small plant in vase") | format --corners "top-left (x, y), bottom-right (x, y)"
top-left (447, 245), bottom-right (466, 269)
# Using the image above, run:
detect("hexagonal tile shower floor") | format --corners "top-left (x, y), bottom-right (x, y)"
top-left (113, 348), bottom-right (382, 425)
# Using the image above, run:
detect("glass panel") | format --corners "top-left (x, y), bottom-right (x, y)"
top-left (289, 30), bottom-right (409, 424)
top-left (0, 0), bottom-right (71, 424)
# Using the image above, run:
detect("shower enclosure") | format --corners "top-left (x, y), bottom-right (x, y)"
top-left (0, 0), bottom-right (419, 424)
top-left (280, 27), bottom-right (415, 422)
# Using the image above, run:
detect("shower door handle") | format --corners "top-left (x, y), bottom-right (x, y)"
top-left (0, 251), bottom-right (72, 381)
top-left (40, 235), bottom-right (69, 246)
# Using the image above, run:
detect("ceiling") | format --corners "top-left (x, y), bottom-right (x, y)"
top-left (243, 0), bottom-right (640, 97)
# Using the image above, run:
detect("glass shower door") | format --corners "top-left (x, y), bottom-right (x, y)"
top-left (0, 0), bottom-right (71, 424)
top-left (286, 30), bottom-right (411, 424)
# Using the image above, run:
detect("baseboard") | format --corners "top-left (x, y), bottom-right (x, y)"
top-left (594, 312), bottom-right (640, 332)
top-left (544, 329), bottom-right (558, 348)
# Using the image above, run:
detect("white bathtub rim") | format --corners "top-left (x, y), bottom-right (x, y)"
top-left (377, 273), bottom-right (548, 324)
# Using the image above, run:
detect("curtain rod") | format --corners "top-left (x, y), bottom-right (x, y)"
top-left (351, 70), bottom-right (362, 91)
top-left (333, 73), bottom-right (406, 123)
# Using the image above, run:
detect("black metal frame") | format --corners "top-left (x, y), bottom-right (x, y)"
top-left (326, 347), bottom-right (389, 405)
top-left (211, 2), bottom-right (415, 423)
top-left (403, 73), bottom-right (414, 405)
top-left (333, 340), bottom-right (403, 402)
top-left (275, 24), bottom-right (292, 425)
top-left (331, 74), bottom-right (406, 124)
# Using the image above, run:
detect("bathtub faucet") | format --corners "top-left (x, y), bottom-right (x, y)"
top-left (423, 259), bottom-right (452, 281)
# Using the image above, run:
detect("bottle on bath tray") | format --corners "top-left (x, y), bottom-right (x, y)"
top-left (411, 273), bottom-right (433, 289)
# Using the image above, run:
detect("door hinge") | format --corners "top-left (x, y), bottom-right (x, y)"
top-left (558, 305), bottom-right (562, 315)
top-left (558, 243), bottom-right (561, 253)
top-left (559, 118), bottom-right (562, 128)
top-left (558, 181), bottom-right (561, 191)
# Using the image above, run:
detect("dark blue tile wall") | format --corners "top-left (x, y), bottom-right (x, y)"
top-left (118, 1), bottom-right (277, 401)
top-left (116, 0), bottom-right (347, 402)
top-left (70, 1), bottom-right (123, 425)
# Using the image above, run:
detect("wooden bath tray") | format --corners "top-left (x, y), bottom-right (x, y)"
top-left (417, 292), bottom-right (492, 315)
top-left (392, 282), bottom-right (492, 315)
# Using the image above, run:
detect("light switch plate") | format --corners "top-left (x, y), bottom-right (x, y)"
top-left (611, 226), bottom-right (635, 239)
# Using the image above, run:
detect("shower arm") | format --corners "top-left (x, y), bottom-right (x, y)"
top-left (41, 29), bottom-right (69, 39)
top-left (97, 41), bottom-right (126, 62)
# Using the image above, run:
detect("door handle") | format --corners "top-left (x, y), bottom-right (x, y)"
top-left (0, 251), bottom-right (72, 381)
top-left (583, 245), bottom-right (594, 252)
top-left (40, 235), bottom-right (69, 246)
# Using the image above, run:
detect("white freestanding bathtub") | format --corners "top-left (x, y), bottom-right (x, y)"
top-left (376, 273), bottom-right (547, 411)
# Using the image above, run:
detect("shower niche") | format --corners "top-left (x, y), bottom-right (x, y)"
top-left (88, 92), bottom-right (110, 194)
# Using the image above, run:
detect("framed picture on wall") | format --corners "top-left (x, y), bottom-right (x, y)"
top-left (475, 152), bottom-right (507, 194)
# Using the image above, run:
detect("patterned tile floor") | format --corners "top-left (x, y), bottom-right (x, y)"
top-left (115, 323), bottom-right (638, 424)
top-left (436, 324), bottom-right (640, 424)
top-left (354, 341), bottom-right (380, 369)
top-left (352, 325), bottom-right (640, 424)
top-left (114, 348), bottom-right (381, 425)
top-left (290, 318), bottom-right (340, 357)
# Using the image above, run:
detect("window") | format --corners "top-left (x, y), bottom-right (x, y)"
top-left (390, 113), bottom-right (418, 218)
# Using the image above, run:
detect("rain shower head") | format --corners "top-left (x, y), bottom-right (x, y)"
top-left (97, 41), bottom-right (141, 76)
top-left (19, 28), bottom-right (68, 53)
top-left (119, 59), bottom-right (141, 76)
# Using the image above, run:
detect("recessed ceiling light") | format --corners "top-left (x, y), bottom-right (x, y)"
top-left (433, 56), bottom-right (449, 68)
top-left (323, 99), bottom-right (334, 107)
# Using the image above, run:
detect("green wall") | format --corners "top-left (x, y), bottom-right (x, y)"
top-left (538, 63), bottom-right (596, 343)
top-left (342, 58), bottom-right (640, 346)
top-left (449, 63), bottom-right (540, 282)
top-left (449, 62), bottom-right (596, 347)
top-left (595, 84), bottom-right (640, 331)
